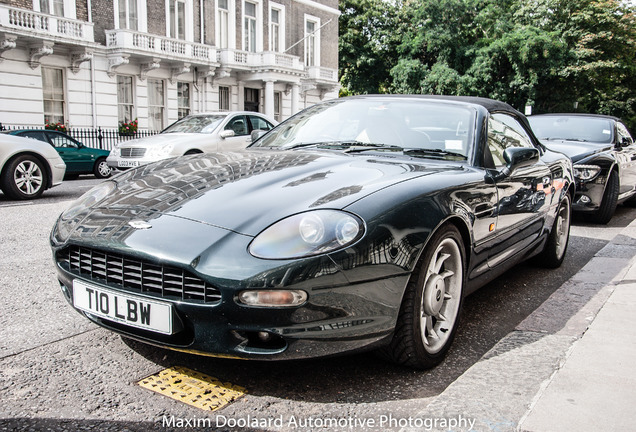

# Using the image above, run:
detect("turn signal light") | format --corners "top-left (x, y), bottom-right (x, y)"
top-left (237, 290), bottom-right (307, 307)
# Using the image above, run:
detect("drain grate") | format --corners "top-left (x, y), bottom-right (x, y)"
top-left (138, 366), bottom-right (246, 411)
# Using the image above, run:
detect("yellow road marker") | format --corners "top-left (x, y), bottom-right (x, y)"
top-left (138, 366), bottom-right (246, 411)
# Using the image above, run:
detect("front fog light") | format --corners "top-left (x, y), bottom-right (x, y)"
top-left (237, 290), bottom-right (307, 307)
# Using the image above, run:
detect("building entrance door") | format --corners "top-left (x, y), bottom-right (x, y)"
top-left (245, 88), bottom-right (260, 112)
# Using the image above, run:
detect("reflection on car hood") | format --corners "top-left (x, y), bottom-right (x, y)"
top-left (541, 140), bottom-right (613, 162)
top-left (96, 149), bottom-right (450, 236)
top-left (117, 133), bottom-right (211, 148)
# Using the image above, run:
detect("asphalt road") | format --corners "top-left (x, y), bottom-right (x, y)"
top-left (0, 177), bottom-right (634, 431)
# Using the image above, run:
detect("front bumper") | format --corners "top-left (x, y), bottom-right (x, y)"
top-left (50, 161), bottom-right (66, 187)
top-left (53, 247), bottom-right (409, 360)
top-left (572, 177), bottom-right (605, 212)
top-left (106, 154), bottom-right (170, 170)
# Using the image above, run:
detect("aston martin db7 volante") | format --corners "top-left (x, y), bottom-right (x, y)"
top-left (51, 95), bottom-right (574, 369)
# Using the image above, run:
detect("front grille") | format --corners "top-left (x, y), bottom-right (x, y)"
top-left (121, 147), bottom-right (146, 158)
top-left (58, 245), bottom-right (221, 304)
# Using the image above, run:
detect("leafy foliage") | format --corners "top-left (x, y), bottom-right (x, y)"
top-left (339, 0), bottom-right (636, 131)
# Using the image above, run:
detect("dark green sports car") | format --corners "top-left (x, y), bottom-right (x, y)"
top-left (51, 95), bottom-right (574, 369)
top-left (5, 129), bottom-right (111, 179)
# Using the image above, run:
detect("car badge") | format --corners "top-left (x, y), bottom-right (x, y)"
top-left (128, 220), bottom-right (152, 230)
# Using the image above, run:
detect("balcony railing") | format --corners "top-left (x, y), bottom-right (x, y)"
top-left (105, 29), bottom-right (216, 63)
top-left (0, 5), bottom-right (94, 43)
top-left (306, 66), bottom-right (338, 82)
top-left (215, 49), bottom-right (305, 74)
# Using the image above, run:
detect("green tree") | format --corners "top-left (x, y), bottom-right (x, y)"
top-left (338, 0), bottom-right (401, 95)
top-left (340, 0), bottom-right (636, 130)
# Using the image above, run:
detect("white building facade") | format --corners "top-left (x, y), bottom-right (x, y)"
top-left (0, 0), bottom-right (340, 131)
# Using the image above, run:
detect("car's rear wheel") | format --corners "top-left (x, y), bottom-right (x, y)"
top-left (587, 172), bottom-right (618, 224)
top-left (540, 193), bottom-right (571, 268)
top-left (380, 224), bottom-right (465, 369)
top-left (94, 158), bottom-right (112, 178)
top-left (1, 154), bottom-right (47, 200)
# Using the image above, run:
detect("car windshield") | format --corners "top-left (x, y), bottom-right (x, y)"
top-left (529, 116), bottom-right (614, 144)
top-left (252, 98), bottom-right (474, 160)
top-left (162, 114), bottom-right (226, 134)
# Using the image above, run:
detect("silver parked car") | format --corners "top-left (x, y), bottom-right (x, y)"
top-left (107, 112), bottom-right (277, 170)
top-left (0, 133), bottom-right (66, 199)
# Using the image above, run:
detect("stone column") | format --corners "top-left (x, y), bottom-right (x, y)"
top-left (264, 80), bottom-right (275, 118)
top-left (238, 81), bottom-right (245, 111)
top-left (291, 83), bottom-right (300, 116)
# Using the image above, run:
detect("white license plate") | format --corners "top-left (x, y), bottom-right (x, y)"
top-left (118, 160), bottom-right (140, 168)
top-left (73, 279), bottom-right (173, 335)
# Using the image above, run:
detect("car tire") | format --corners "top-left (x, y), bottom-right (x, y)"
top-left (540, 193), bottom-right (571, 268)
top-left (94, 158), bottom-right (112, 179)
top-left (380, 224), bottom-right (465, 369)
top-left (587, 172), bottom-right (618, 224)
top-left (0, 154), bottom-right (47, 200)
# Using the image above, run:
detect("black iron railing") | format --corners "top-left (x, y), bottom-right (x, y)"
top-left (0, 123), bottom-right (160, 150)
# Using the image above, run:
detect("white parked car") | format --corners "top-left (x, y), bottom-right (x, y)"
top-left (107, 112), bottom-right (278, 170)
top-left (0, 133), bottom-right (66, 200)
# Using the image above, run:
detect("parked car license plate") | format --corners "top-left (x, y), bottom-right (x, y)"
top-left (72, 279), bottom-right (173, 334)
top-left (118, 160), bottom-right (140, 167)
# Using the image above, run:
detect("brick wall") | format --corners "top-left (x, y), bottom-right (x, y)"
top-left (91, 0), bottom-right (114, 45)
top-left (147, 0), bottom-right (166, 36)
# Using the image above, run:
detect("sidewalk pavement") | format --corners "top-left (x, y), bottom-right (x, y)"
top-left (404, 218), bottom-right (636, 432)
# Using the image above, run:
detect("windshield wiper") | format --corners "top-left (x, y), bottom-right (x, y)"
top-left (284, 141), bottom-right (403, 151)
top-left (403, 148), bottom-right (467, 160)
top-left (542, 137), bottom-right (588, 142)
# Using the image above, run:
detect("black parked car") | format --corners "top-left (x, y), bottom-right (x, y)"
top-left (51, 95), bottom-right (574, 369)
top-left (6, 129), bottom-right (111, 179)
top-left (529, 114), bottom-right (636, 224)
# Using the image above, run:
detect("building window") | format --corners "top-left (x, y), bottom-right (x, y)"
top-left (177, 82), bottom-right (190, 119)
top-left (304, 15), bottom-right (320, 67)
top-left (42, 67), bottom-right (65, 125)
top-left (148, 79), bottom-right (165, 131)
top-left (118, 0), bottom-right (138, 30)
top-left (219, 86), bottom-right (230, 110)
top-left (244, 1), bottom-right (257, 52)
top-left (117, 75), bottom-right (135, 124)
top-left (217, 0), bottom-right (229, 49)
top-left (39, 0), bottom-right (64, 16)
top-left (169, 0), bottom-right (186, 40)
top-left (274, 91), bottom-right (281, 121)
top-left (269, 6), bottom-right (284, 52)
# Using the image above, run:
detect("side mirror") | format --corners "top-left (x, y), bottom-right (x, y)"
top-left (499, 147), bottom-right (540, 178)
top-left (250, 129), bottom-right (267, 142)
top-left (620, 137), bottom-right (633, 148)
top-left (219, 130), bottom-right (235, 139)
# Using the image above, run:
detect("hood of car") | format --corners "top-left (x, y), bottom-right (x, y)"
top-left (117, 133), bottom-right (212, 149)
top-left (93, 149), bottom-right (449, 236)
top-left (541, 140), bottom-right (613, 162)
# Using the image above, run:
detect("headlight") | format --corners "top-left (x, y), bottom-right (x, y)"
top-left (249, 210), bottom-right (364, 259)
top-left (61, 181), bottom-right (116, 221)
top-left (573, 164), bottom-right (601, 181)
top-left (110, 145), bottom-right (121, 157)
top-left (146, 144), bottom-right (175, 159)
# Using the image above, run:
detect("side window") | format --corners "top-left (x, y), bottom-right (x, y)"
top-left (224, 116), bottom-right (248, 136)
top-left (49, 133), bottom-right (78, 149)
top-left (487, 114), bottom-right (535, 168)
top-left (248, 115), bottom-right (273, 132)
top-left (19, 131), bottom-right (49, 144)
top-left (616, 122), bottom-right (634, 145)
